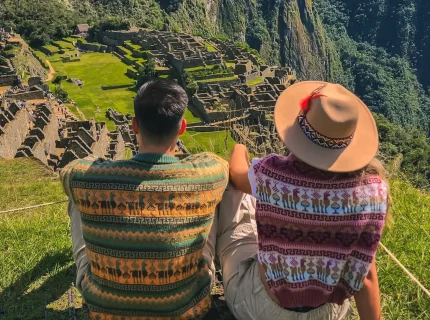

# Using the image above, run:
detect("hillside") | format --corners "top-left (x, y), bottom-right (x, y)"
top-left (2, 0), bottom-right (429, 134)
top-left (314, 0), bottom-right (430, 133)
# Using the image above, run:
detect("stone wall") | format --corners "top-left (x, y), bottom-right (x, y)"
top-left (186, 125), bottom-right (225, 132)
top-left (193, 72), bottom-right (235, 81)
top-left (239, 71), bottom-right (261, 83)
top-left (7, 88), bottom-right (44, 101)
top-left (198, 78), bottom-right (240, 90)
top-left (77, 41), bottom-right (107, 52)
top-left (92, 125), bottom-right (110, 158)
top-left (260, 66), bottom-right (275, 78)
top-left (101, 30), bottom-right (139, 47)
top-left (0, 109), bottom-right (31, 159)
top-left (0, 74), bottom-right (18, 86)
top-left (16, 105), bottom-right (59, 165)
top-left (113, 133), bottom-right (125, 160)
top-left (126, 68), bottom-right (138, 80)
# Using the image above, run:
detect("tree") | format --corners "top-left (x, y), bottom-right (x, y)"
top-left (54, 86), bottom-right (69, 102)
top-left (136, 59), bottom-right (158, 88)
top-left (52, 75), bottom-right (63, 85)
top-left (89, 16), bottom-right (131, 40)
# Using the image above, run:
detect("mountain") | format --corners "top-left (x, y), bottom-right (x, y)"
top-left (1, 0), bottom-right (429, 131)
top-left (313, 0), bottom-right (430, 133)
top-left (322, 0), bottom-right (430, 90)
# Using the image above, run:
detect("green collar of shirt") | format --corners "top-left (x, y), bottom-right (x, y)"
top-left (132, 153), bottom-right (180, 164)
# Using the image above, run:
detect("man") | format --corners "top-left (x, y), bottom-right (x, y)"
top-left (61, 79), bottom-right (229, 319)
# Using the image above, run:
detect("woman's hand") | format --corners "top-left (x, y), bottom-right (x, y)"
top-left (229, 144), bottom-right (252, 194)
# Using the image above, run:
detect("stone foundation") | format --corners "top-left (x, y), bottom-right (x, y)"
top-left (0, 109), bottom-right (31, 159)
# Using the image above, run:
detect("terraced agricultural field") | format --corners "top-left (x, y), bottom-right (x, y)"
top-left (48, 52), bottom-right (136, 130)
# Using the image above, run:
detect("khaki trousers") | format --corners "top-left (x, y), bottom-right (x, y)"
top-left (216, 184), bottom-right (353, 320)
top-left (67, 200), bottom-right (217, 293)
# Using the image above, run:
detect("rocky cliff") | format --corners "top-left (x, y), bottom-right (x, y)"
top-left (164, 0), bottom-right (341, 81)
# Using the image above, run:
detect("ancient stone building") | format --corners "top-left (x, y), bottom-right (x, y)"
top-left (0, 100), bottom-right (31, 159)
top-left (57, 119), bottom-right (115, 168)
top-left (15, 103), bottom-right (59, 166)
top-left (4, 85), bottom-right (45, 100)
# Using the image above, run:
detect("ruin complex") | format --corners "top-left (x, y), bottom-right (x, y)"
top-left (1, 26), bottom-right (297, 168)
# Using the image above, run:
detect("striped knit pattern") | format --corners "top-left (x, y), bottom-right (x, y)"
top-left (61, 152), bottom-right (229, 320)
top-left (250, 154), bottom-right (388, 308)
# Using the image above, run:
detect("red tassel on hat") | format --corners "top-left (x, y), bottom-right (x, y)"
top-left (300, 93), bottom-right (326, 113)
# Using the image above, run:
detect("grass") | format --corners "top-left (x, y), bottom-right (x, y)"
top-left (54, 41), bottom-right (75, 51)
top-left (117, 46), bottom-right (132, 56)
top-left (225, 62), bottom-right (235, 68)
top-left (246, 77), bottom-right (264, 85)
top-left (197, 76), bottom-right (238, 83)
top-left (205, 42), bottom-right (218, 52)
top-left (0, 158), bottom-right (82, 319)
top-left (184, 108), bottom-right (201, 124)
top-left (3, 46), bottom-right (20, 55)
top-left (181, 130), bottom-right (235, 159)
top-left (375, 180), bottom-right (430, 319)
top-left (33, 50), bottom-right (47, 62)
top-left (123, 148), bottom-right (133, 160)
top-left (1, 157), bottom-right (430, 319)
top-left (42, 45), bottom-right (60, 55)
top-left (124, 41), bottom-right (142, 51)
top-left (62, 38), bottom-right (77, 44)
top-left (49, 52), bottom-right (136, 130)
top-left (184, 65), bottom-right (216, 72)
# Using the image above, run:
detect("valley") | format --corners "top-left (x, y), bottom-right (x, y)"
top-left (0, 1), bottom-right (430, 319)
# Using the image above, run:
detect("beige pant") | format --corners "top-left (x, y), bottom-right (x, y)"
top-left (67, 200), bottom-right (217, 293)
top-left (216, 184), bottom-right (353, 320)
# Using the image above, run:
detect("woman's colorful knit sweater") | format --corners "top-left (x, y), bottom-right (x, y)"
top-left (248, 154), bottom-right (388, 308)
top-left (61, 152), bottom-right (229, 320)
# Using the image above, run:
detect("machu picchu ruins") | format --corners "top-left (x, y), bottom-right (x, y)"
top-left (1, 25), bottom-right (297, 170)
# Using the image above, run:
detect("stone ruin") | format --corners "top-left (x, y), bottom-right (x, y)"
top-left (0, 39), bottom-right (19, 86)
top-left (191, 80), bottom-right (294, 123)
top-left (0, 78), bottom-right (134, 171)
top-left (1, 27), bottom-right (299, 167)
top-left (3, 85), bottom-right (45, 101)
top-left (0, 100), bottom-right (31, 159)
top-left (105, 108), bottom-right (190, 159)
top-left (99, 29), bottom-right (222, 79)
top-left (15, 103), bottom-right (59, 166)
top-left (68, 78), bottom-right (84, 86)
top-left (0, 27), bottom-right (13, 42)
top-left (106, 108), bottom-right (132, 125)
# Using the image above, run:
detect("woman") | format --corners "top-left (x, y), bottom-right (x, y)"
top-left (223, 82), bottom-right (391, 320)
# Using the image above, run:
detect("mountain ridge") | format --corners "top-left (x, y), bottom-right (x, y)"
top-left (1, 0), bottom-right (429, 131)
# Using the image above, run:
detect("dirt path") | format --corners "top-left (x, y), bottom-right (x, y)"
top-left (45, 60), bottom-right (55, 82)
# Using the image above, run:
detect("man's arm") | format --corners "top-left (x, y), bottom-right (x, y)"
top-left (354, 259), bottom-right (382, 320)
top-left (229, 144), bottom-right (252, 194)
top-left (60, 156), bottom-right (103, 198)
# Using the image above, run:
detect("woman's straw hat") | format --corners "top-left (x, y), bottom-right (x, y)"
top-left (274, 81), bottom-right (378, 172)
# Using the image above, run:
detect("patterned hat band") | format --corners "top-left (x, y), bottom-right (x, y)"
top-left (297, 112), bottom-right (355, 149)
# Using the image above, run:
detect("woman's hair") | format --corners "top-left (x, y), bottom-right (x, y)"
top-left (339, 157), bottom-right (393, 226)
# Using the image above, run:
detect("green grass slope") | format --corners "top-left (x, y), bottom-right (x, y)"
top-left (49, 53), bottom-right (136, 130)
top-left (0, 158), bottom-right (429, 319)
top-left (0, 158), bottom-right (82, 319)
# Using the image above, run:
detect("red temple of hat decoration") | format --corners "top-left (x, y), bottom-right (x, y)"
top-left (300, 84), bottom-right (328, 113)
top-left (298, 84), bottom-right (353, 149)
top-left (300, 93), bottom-right (326, 113)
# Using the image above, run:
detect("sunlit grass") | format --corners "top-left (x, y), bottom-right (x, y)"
top-left (49, 52), bottom-right (136, 130)
top-left (1, 143), bottom-right (429, 319)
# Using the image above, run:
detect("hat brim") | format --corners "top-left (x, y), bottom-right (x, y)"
top-left (274, 81), bottom-right (379, 172)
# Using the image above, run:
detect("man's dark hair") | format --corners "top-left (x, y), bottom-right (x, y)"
top-left (134, 79), bottom-right (188, 143)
